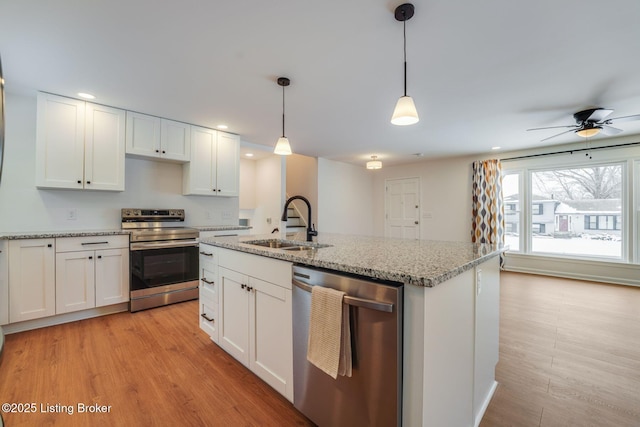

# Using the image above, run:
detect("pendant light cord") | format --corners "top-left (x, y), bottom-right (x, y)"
top-left (282, 85), bottom-right (286, 138)
top-left (403, 17), bottom-right (407, 96)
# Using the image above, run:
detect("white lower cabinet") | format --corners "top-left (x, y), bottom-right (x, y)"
top-left (0, 240), bottom-right (8, 325)
top-left (55, 236), bottom-right (129, 314)
top-left (8, 239), bottom-right (56, 323)
top-left (216, 248), bottom-right (294, 402)
top-left (199, 244), bottom-right (218, 342)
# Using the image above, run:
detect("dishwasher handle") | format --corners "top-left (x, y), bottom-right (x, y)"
top-left (292, 278), bottom-right (394, 313)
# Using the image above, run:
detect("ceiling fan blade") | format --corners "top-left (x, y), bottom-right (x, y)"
top-left (527, 125), bottom-right (577, 131)
top-left (607, 114), bottom-right (640, 124)
top-left (586, 108), bottom-right (613, 123)
top-left (599, 125), bottom-right (623, 135)
top-left (540, 128), bottom-right (576, 142)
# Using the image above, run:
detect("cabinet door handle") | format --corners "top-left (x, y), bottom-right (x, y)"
top-left (155, 149), bottom-right (160, 153)
top-left (47, 244), bottom-right (53, 248)
top-left (88, 256), bottom-right (93, 260)
top-left (212, 188), bottom-right (217, 192)
top-left (82, 241), bottom-right (109, 246)
top-left (97, 255), bottom-right (102, 259)
top-left (86, 180), bottom-right (91, 184)
top-left (247, 286), bottom-right (253, 292)
top-left (77, 180), bottom-right (82, 184)
top-left (201, 313), bottom-right (214, 322)
top-left (201, 278), bottom-right (214, 285)
top-left (162, 150), bottom-right (166, 154)
top-left (199, 251), bottom-right (213, 257)
top-left (241, 284), bottom-right (246, 289)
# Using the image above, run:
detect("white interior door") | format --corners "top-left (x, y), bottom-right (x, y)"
top-left (385, 177), bottom-right (421, 239)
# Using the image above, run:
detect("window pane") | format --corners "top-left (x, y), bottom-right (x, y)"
top-left (530, 165), bottom-right (622, 258)
top-left (502, 173), bottom-right (520, 252)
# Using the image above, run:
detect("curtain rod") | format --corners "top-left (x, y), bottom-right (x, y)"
top-left (500, 140), bottom-right (640, 161)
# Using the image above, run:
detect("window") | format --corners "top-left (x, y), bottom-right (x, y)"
top-left (502, 173), bottom-right (520, 252)
top-left (505, 163), bottom-right (624, 259)
top-left (532, 204), bottom-right (543, 215)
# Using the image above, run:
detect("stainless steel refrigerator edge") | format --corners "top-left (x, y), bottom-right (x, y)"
top-left (292, 265), bottom-right (403, 427)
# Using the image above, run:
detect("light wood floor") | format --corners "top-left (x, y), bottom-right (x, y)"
top-left (1, 273), bottom-right (639, 426)
top-left (481, 272), bottom-right (640, 427)
top-left (0, 301), bottom-right (313, 427)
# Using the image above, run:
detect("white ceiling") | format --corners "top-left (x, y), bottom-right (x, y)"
top-left (2, 0), bottom-right (640, 166)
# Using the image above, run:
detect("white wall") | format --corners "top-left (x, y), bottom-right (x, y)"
top-left (372, 156), bottom-right (475, 241)
top-left (317, 158), bottom-right (374, 235)
top-left (0, 92), bottom-right (239, 232)
top-left (286, 154), bottom-right (318, 227)
top-left (253, 155), bottom-right (285, 235)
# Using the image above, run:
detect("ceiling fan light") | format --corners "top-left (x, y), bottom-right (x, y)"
top-left (576, 127), bottom-right (600, 138)
top-left (274, 137), bottom-right (292, 155)
top-left (391, 96), bottom-right (419, 125)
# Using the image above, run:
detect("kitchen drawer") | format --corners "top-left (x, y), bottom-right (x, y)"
top-left (199, 244), bottom-right (217, 268)
top-left (56, 235), bottom-right (129, 253)
top-left (200, 279), bottom-right (216, 304)
top-left (199, 300), bottom-right (217, 341)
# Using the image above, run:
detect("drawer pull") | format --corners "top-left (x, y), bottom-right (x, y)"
top-left (199, 251), bottom-right (213, 257)
top-left (201, 313), bottom-right (214, 322)
top-left (201, 278), bottom-right (214, 285)
top-left (81, 241), bottom-right (109, 246)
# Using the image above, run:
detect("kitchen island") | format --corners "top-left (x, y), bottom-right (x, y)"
top-left (201, 233), bottom-right (503, 427)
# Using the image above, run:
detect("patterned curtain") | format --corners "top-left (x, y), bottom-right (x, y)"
top-left (472, 159), bottom-right (504, 247)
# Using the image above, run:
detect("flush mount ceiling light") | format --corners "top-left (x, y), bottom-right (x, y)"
top-left (366, 155), bottom-right (382, 170)
top-left (575, 124), bottom-right (601, 138)
top-left (77, 92), bottom-right (95, 100)
top-left (274, 77), bottom-right (293, 155)
top-left (391, 3), bottom-right (419, 126)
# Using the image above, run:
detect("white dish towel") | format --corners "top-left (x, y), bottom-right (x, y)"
top-left (307, 286), bottom-right (352, 379)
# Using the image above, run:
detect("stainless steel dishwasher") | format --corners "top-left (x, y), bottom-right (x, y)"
top-left (292, 265), bottom-right (403, 427)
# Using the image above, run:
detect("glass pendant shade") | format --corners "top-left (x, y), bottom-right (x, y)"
top-left (391, 95), bottom-right (419, 125)
top-left (274, 136), bottom-right (292, 155)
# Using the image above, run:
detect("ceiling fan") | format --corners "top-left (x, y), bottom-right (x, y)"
top-left (527, 108), bottom-right (640, 142)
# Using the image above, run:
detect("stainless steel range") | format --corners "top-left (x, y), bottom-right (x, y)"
top-left (122, 208), bottom-right (200, 312)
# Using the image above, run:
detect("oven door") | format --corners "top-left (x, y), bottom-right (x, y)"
top-left (130, 242), bottom-right (199, 292)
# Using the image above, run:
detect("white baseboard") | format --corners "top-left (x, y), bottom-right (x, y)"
top-left (475, 380), bottom-right (498, 427)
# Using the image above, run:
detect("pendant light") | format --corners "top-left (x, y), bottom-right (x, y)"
top-left (366, 155), bottom-right (382, 170)
top-left (274, 77), bottom-right (293, 155)
top-left (391, 3), bottom-right (419, 126)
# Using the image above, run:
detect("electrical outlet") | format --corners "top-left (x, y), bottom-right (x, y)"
top-left (222, 211), bottom-right (233, 220)
top-left (67, 209), bottom-right (78, 220)
top-left (266, 217), bottom-right (272, 224)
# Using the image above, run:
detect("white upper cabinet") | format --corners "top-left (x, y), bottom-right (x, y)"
top-left (183, 126), bottom-right (240, 196)
top-left (126, 112), bottom-right (190, 162)
top-left (36, 93), bottom-right (125, 191)
top-left (161, 118), bottom-right (191, 161)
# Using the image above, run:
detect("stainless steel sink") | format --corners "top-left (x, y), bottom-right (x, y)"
top-left (243, 239), bottom-right (331, 251)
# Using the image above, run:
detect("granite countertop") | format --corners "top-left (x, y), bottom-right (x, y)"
top-left (201, 233), bottom-right (504, 287)
top-left (193, 225), bottom-right (252, 232)
top-left (0, 225), bottom-right (251, 240)
top-left (0, 229), bottom-right (129, 240)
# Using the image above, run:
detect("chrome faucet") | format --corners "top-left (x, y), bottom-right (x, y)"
top-left (281, 195), bottom-right (318, 242)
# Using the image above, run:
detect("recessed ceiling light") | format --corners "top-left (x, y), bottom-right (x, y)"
top-left (77, 92), bottom-right (95, 100)
top-left (491, 146), bottom-right (501, 150)
top-left (217, 124), bottom-right (228, 130)
top-left (245, 153), bottom-right (254, 157)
